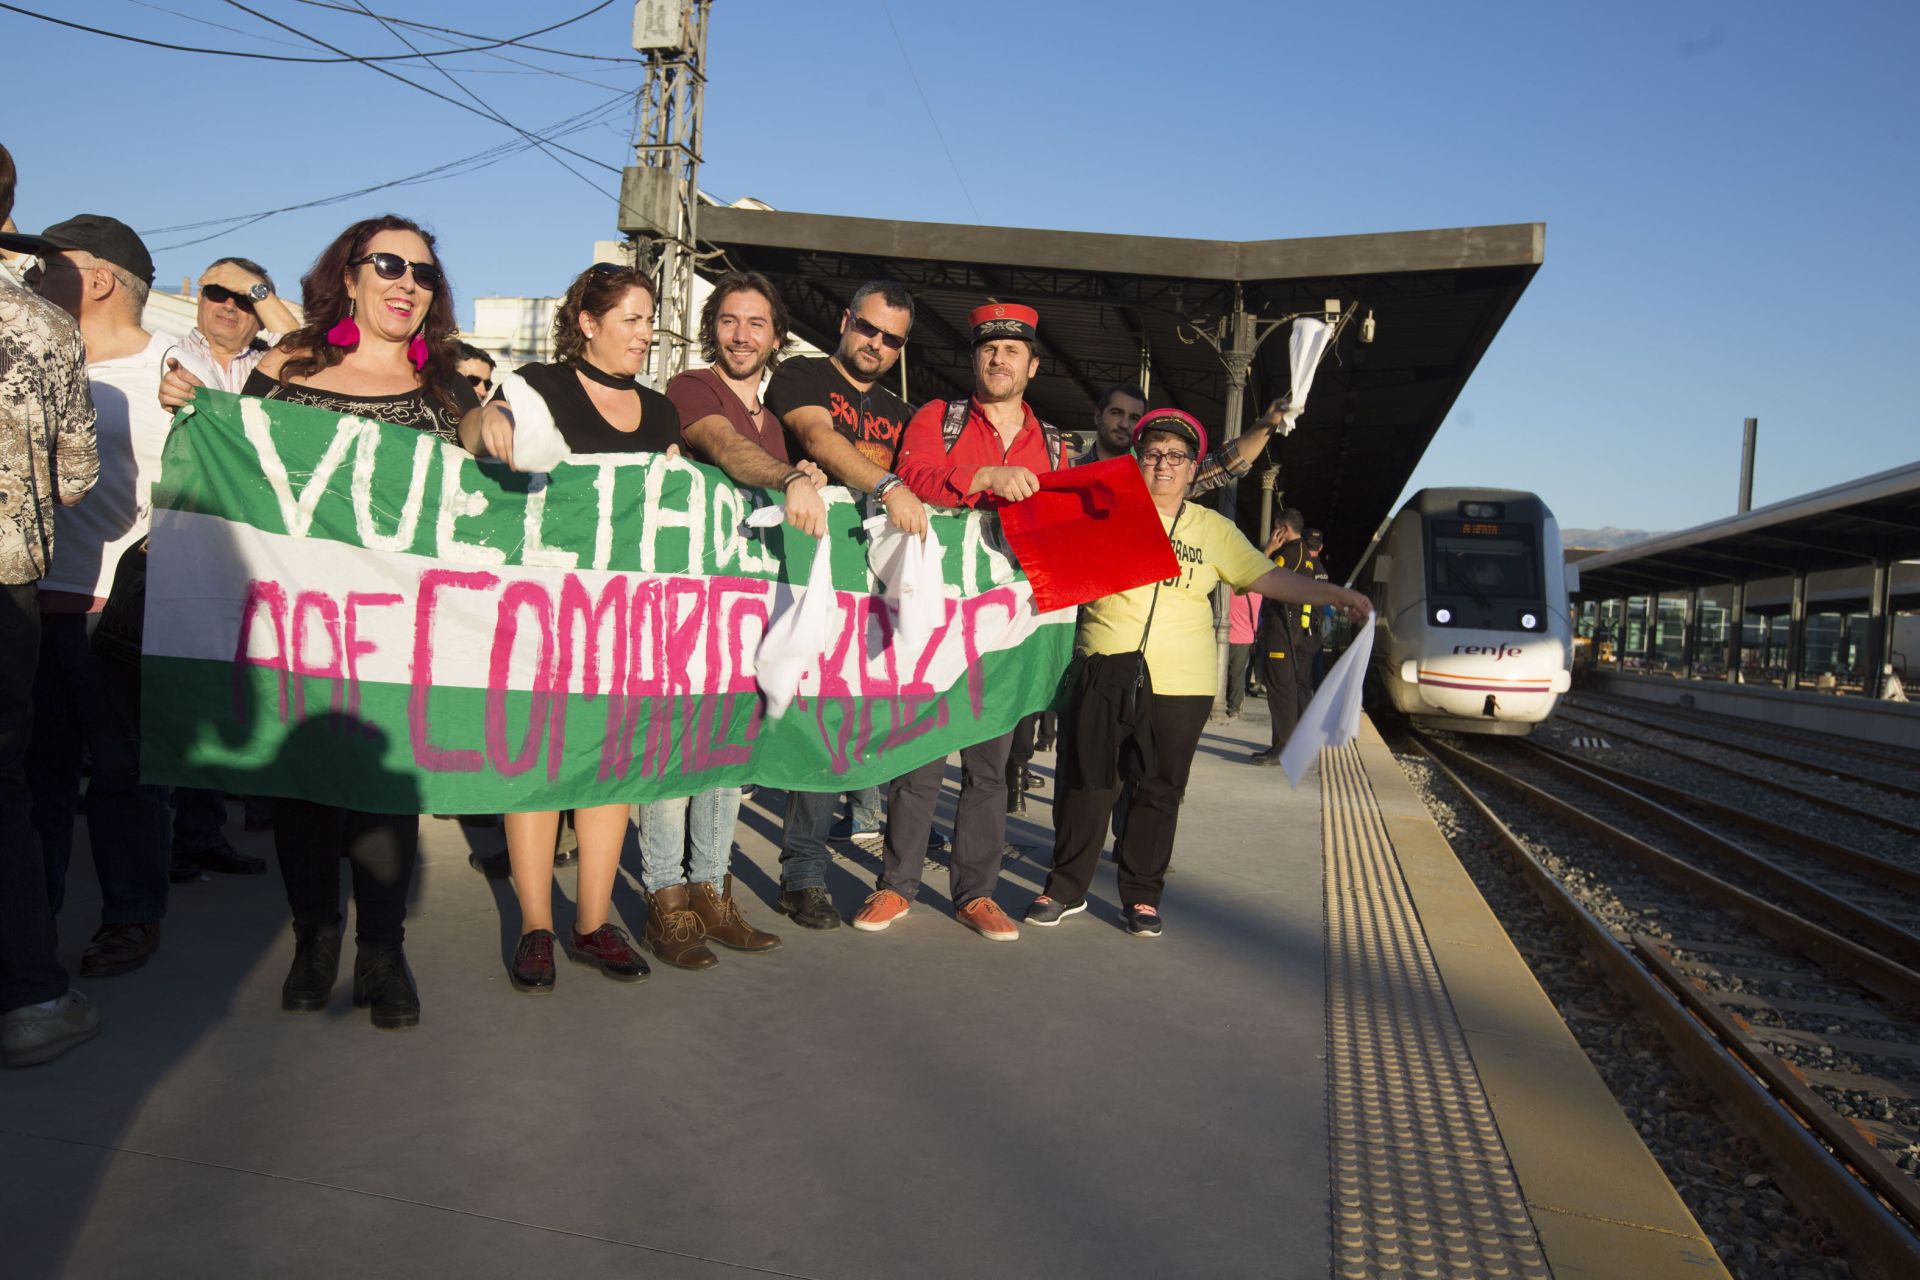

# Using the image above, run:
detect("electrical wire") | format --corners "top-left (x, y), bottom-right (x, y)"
top-left (0, 0), bottom-right (620, 65)
top-left (215, 0), bottom-right (623, 177)
top-left (875, 0), bottom-right (981, 223)
top-left (142, 91), bottom-right (633, 251)
top-left (287, 0), bottom-right (646, 64)
top-left (331, 0), bottom-right (615, 201)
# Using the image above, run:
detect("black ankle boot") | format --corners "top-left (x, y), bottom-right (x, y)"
top-left (281, 920), bottom-right (342, 1013)
top-left (1006, 779), bottom-right (1027, 815)
top-left (352, 946), bottom-right (420, 1030)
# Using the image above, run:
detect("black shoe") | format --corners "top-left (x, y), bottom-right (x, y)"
top-left (1006, 783), bottom-right (1027, 816)
top-left (194, 840), bottom-right (266, 875)
top-left (1250, 749), bottom-right (1281, 767)
top-left (553, 847), bottom-right (577, 867)
top-left (168, 857), bottom-right (205, 884)
top-left (509, 929), bottom-right (557, 994)
top-left (468, 848), bottom-right (511, 879)
top-left (282, 920), bottom-right (342, 1012)
top-left (1022, 766), bottom-right (1044, 792)
top-left (352, 947), bottom-right (420, 1030)
top-left (1023, 895), bottom-right (1086, 927)
top-left (774, 886), bottom-right (842, 931)
top-left (1125, 905), bottom-right (1164, 938)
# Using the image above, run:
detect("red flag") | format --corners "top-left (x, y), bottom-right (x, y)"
top-left (999, 457), bottom-right (1178, 613)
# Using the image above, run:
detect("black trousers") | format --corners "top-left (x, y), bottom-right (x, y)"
top-left (1045, 690), bottom-right (1211, 910)
top-left (273, 799), bottom-right (418, 948)
top-left (0, 582), bottom-right (64, 1013)
top-left (1007, 710), bottom-right (1056, 775)
top-left (1262, 643), bottom-right (1302, 751)
top-left (882, 730), bottom-right (1012, 909)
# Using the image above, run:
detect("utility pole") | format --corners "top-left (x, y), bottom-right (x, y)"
top-left (618, 1), bottom-right (710, 383)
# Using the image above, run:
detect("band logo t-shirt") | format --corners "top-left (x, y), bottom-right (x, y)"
top-left (764, 355), bottom-right (911, 469)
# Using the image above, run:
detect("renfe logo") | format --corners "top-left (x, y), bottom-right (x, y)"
top-left (1453, 644), bottom-right (1525, 661)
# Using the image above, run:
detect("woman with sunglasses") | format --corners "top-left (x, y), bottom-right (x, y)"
top-left (458, 263), bottom-right (778, 992)
top-left (1021, 409), bottom-right (1373, 939)
top-left (160, 215), bottom-right (478, 1028)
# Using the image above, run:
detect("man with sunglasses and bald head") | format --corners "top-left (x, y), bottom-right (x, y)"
top-left (172, 256), bottom-right (297, 394)
top-left (762, 279), bottom-right (922, 930)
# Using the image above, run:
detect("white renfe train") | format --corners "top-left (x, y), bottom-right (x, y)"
top-left (1361, 488), bottom-right (1574, 735)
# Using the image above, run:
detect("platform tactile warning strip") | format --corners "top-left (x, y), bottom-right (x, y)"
top-left (1322, 743), bottom-right (1553, 1279)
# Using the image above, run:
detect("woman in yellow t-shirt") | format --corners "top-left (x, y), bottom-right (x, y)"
top-left (1022, 409), bottom-right (1371, 937)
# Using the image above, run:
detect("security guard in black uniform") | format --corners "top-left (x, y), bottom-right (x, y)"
top-left (1253, 508), bottom-right (1313, 765)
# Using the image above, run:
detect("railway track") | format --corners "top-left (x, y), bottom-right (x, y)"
top-left (1568, 693), bottom-right (1917, 774)
top-left (1401, 726), bottom-right (1920, 1280)
top-left (1564, 695), bottom-right (1920, 803)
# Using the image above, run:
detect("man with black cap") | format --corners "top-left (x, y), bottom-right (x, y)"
top-left (855, 302), bottom-right (1071, 942)
top-left (0, 146), bottom-right (104, 1067)
top-left (0, 214), bottom-right (178, 977)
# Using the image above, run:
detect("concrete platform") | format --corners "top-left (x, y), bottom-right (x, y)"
top-left (1, 711), bottom-right (1720, 1278)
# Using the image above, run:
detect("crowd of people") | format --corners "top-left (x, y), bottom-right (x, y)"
top-left (0, 139), bottom-right (1368, 1068)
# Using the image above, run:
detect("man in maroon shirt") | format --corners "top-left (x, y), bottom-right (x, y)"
top-left (852, 302), bottom-right (1069, 943)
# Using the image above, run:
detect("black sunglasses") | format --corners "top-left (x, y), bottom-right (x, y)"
top-left (349, 252), bottom-right (442, 291)
top-left (849, 315), bottom-right (907, 350)
top-left (465, 373), bottom-right (491, 389)
top-left (200, 283), bottom-right (257, 311)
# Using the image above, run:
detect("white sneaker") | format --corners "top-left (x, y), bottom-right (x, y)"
top-left (2, 990), bottom-right (103, 1068)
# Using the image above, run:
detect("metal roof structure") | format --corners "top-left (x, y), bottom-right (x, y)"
top-left (661, 205), bottom-right (1543, 576)
top-left (1572, 461), bottom-right (1920, 600)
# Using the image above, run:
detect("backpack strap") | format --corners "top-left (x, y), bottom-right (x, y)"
top-left (941, 397), bottom-right (970, 450)
top-left (1038, 417), bottom-right (1064, 471)
top-left (943, 398), bottom-right (1066, 470)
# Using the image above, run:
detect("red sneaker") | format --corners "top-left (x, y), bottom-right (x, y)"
top-left (852, 890), bottom-right (911, 932)
top-left (957, 898), bottom-right (1019, 942)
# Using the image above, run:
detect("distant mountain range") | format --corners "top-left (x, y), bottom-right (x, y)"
top-left (1561, 527), bottom-right (1669, 550)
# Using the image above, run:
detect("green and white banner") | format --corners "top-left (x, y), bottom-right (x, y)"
top-left (141, 391), bottom-right (1072, 814)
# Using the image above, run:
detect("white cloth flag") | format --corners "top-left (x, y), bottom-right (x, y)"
top-left (862, 515), bottom-right (945, 652)
top-left (499, 371), bottom-right (568, 473)
top-left (746, 505), bottom-right (835, 720)
top-left (1279, 317), bottom-right (1333, 436)
top-left (1280, 618), bottom-right (1375, 788)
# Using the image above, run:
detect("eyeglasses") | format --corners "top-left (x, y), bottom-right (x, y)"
top-left (348, 252), bottom-right (442, 291)
top-left (1139, 450), bottom-right (1195, 468)
top-left (200, 283), bottom-right (257, 311)
top-left (848, 315), bottom-right (907, 350)
top-left (466, 373), bottom-right (492, 390)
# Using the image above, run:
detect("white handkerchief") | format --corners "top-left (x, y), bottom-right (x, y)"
top-left (500, 372), bottom-right (567, 473)
top-left (1281, 617), bottom-right (1375, 788)
top-left (1280, 317), bottom-right (1333, 436)
top-left (746, 506), bottom-right (834, 720)
top-left (861, 515), bottom-right (945, 652)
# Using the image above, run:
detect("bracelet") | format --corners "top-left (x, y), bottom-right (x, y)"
top-left (872, 473), bottom-right (904, 502)
top-left (779, 469), bottom-right (808, 491)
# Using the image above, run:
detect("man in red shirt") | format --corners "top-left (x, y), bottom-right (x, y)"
top-left (853, 303), bottom-right (1069, 943)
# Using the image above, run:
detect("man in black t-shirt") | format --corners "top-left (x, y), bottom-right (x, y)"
top-left (764, 280), bottom-right (921, 930)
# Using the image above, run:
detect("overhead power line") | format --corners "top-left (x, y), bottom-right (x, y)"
top-left (0, 0), bottom-right (625, 65)
top-left (289, 0), bottom-right (646, 63)
top-left (876, 0), bottom-right (982, 223)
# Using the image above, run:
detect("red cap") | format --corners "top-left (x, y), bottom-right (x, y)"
top-left (1132, 407), bottom-right (1209, 460)
top-left (969, 302), bottom-right (1038, 345)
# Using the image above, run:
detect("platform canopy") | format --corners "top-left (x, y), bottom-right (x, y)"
top-left (662, 204), bottom-right (1542, 576)
top-left (1572, 461), bottom-right (1920, 600)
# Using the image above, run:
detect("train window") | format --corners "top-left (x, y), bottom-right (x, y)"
top-left (1429, 532), bottom-right (1539, 600)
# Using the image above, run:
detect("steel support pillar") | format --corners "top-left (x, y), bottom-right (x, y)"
top-left (1212, 296), bottom-right (1255, 715)
top-left (1726, 581), bottom-right (1746, 683)
top-left (1865, 558), bottom-right (1891, 699)
top-left (1641, 596), bottom-right (1658, 669)
top-left (1681, 588), bottom-right (1699, 680)
top-left (1785, 571), bottom-right (1808, 691)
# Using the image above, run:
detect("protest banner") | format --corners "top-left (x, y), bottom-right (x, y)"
top-left (140, 391), bottom-right (1074, 814)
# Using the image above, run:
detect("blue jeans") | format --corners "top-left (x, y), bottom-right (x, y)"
top-left (27, 613), bottom-right (170, 924)
top-left (634, 787), bottom-right (740, 893)
top-left (779, 789), bottom-right (839, 892)
top-left (848, 786), bottom-right (882, 832)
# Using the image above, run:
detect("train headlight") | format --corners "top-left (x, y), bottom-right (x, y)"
top-left (1434, 607), bottom-right (1453, 625)
top-left (1520, 612), bottom-right (1538, 630)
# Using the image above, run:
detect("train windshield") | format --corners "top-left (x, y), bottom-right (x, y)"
top-left (1428, 523), bottom-right (1538, 602)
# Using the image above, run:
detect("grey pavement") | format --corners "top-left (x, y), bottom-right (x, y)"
top-left (2, 710), bottom-right (1326, 1279)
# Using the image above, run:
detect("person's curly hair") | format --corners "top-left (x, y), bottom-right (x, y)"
top-left (552, 263), bottom-right (657, 365)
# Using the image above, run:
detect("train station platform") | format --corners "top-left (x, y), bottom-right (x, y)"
top-left (2, 714), bottom-right (1723, 1279)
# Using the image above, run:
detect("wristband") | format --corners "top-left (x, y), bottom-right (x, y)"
top-left (872, 473), bottom-right (904, 502)
top-left (779, 470), bottom-right (808, 491)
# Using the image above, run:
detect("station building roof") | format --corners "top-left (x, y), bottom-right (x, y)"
top-left (1573, 461), bottom-right (1920, 600)
top-left (675, 206), bottom-right (1543, 576)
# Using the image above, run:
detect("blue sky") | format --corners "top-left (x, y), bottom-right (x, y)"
top-left (4, 1), bottom-right (1914, 531)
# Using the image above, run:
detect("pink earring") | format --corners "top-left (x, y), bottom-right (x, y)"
top-left (407, 332), bottom-right (430, 371)
top-left (325, 299), bottom-right (360, 349)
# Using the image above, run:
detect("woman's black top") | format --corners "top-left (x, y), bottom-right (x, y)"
top-left (240, 368), bottom-right (478, 442)
top-left (506, 361), bottom-right (681, 455)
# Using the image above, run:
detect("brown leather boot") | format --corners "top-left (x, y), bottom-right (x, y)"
top-left (688, 876), bottom-right (783, 953)
top-left (644, 885), bottom-right (718, 970)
